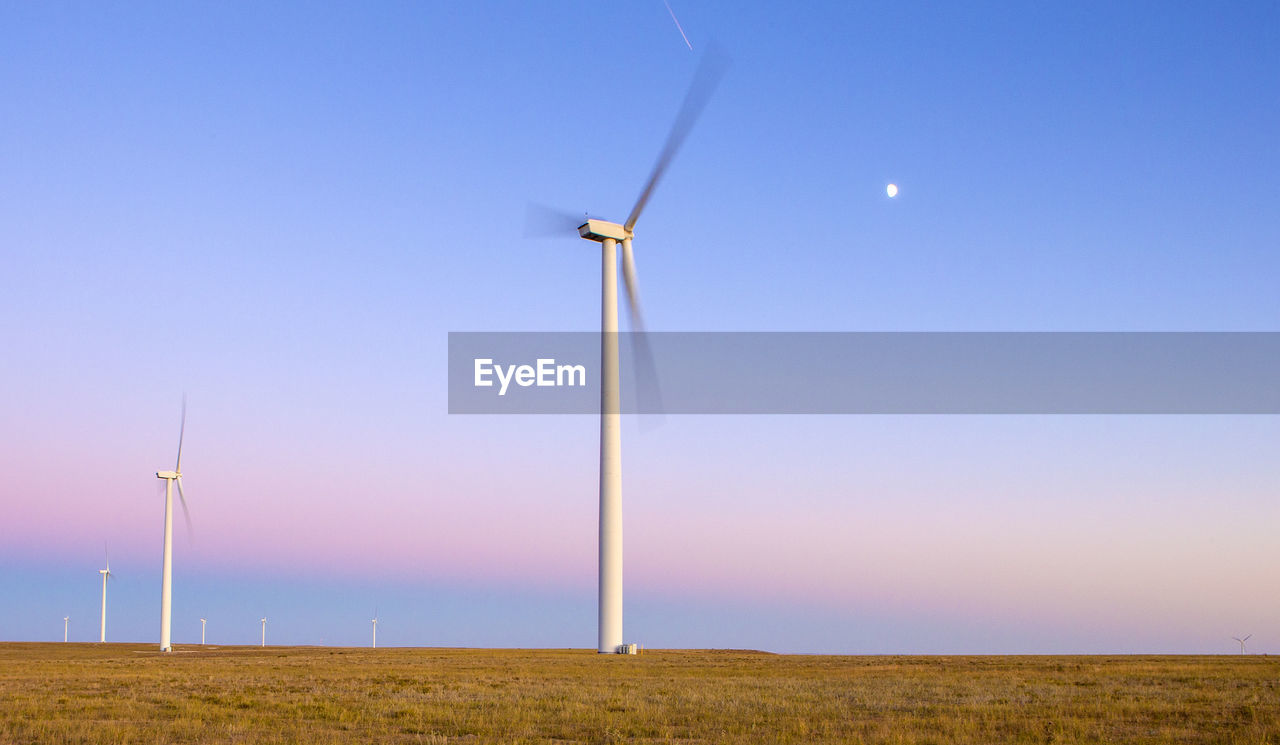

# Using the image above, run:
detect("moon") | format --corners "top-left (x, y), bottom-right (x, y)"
top-left (886, 183), bottom-right (898, 198)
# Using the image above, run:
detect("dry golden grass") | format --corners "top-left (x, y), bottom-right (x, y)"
top-left (1, 643), bottom-right (1277, 744)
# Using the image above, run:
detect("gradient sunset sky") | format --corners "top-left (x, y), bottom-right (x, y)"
top-left (2, 1), bottom-right (1278, 652)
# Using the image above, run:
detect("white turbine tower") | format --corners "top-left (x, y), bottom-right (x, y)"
top-left (98, 549), bottom-right (112, 643)
top-left (1232, 634), bottom-right (1252, 654)
top-left (63, 616), bottom-right (69, 643)
top-left (546, 51), bottom-right (725, 653)
top-left (260, 617), bottom-right (267, 647)
top-left (371, 609), bottom-right (378, 649)
top-left (155, 399), bottom-right (192, 653)
top-left (200, 618), bottom-right (207, 645)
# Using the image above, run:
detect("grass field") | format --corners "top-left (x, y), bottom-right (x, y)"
top-left (1, 644), bottom-right (1276, 744)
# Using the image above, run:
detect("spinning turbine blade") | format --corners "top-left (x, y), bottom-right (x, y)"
top-left (176, 477), bottom-right (193, 536)
top-left (620, 240), bottom-right (664, 415)
top-left (175, 395), bottom-right (187, 472)
top-left (624, 44), bottom-right (728, 233)
top-left (524, 202), bottom-right (585, 239)
top-left (621, 240), bottom-right (644, 331)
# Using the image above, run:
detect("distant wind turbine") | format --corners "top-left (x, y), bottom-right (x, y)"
top-left (63, 616), bottom-right (69, 643)
top-left (371, 609), bottom-right (378, 649)
top-left (98, 548), bottom-right (112, 643)
top-left (155, 398), bottom-right (192, 653)
top-left (200, 618), bottom-right (207, 645)
top-left (1232, 634), bottom-right (1252, 654)
top-left (260, 617), bottom-right (267, 647)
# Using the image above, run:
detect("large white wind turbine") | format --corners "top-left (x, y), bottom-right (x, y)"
top-left (371, 608), bottom-right (378, 649)
top-left (539, 51), bottom-right (724, 653)
top-left (260, 617), bottom-right (267, 647)
top-left (200, 618), bottom-right (207, 645)
top-left (63, 616), bottom-right (69, 643)
top-left (1232, 634), bottom-right (1252, 654)
top-left (98, 549), bottom-right (112, 643)
top-left (155, 399), bottom-right (192, 652)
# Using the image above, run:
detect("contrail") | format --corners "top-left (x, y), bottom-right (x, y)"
top-left (664, 0), bottom-right (693, 50)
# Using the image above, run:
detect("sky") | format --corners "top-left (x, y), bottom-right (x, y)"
top-left (2, 1), bottom-right (1278, 653)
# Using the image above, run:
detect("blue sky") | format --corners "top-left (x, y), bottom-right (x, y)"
top-left (2, 1), bottom-right (1278, 653)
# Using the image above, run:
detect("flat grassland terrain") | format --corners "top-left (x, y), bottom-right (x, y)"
top-left (1, 644), bottom-right (1276, 744)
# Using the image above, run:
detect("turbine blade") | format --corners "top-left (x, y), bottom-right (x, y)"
top-left (175, 395), bottom-right (187, 472)
top-left (621, 240), bottom-right (664, 416)
top-left (623, 43), bottom-right (728, 233)
top-left (524, 202), bottom-right (585, 239)
top-left (1244, 634), bottom-right (1252, 641)
top-left (621, 239), bottom-right (643, 332)
top-left (176, 477), bottom-right (193, 537)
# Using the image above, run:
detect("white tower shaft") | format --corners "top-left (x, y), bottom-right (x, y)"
top-left (201, 619), bottom-right (206, 645)
top-left (598, 237), bottom-right (623, 654)
top-left (63, 617), bottom-right (69, 643)
top-left (99, 571), bottom-right (108, 643)
top-left (261, 619), bottom-right (266, 647)
top-left (160, 477), bottom-right (174, 652)
top-left (372, 620), bottom-right (377, 649)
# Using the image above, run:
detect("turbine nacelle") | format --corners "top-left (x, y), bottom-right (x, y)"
top-left (578, 219), bottom-right (630, 243)
top-left (156, 470), bottom-right (180, 479)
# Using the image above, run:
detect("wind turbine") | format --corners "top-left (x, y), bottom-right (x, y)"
top-left (200, 618), bottom-right (207, 645)
top-left (98, 548), bottom-right (112, 642)
top-left (1232, 634), bottom-right (1252, 654)
top-left (371, 608), bottom-right (378, 649)
top-left (260, 617), bottom-right (267, 647)
top-left (155, 398), bottom-right (192, 653)
top-left (537, 50), bottom-right (725, 653)
top-left (63, 616), bottom-right (69, 643)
